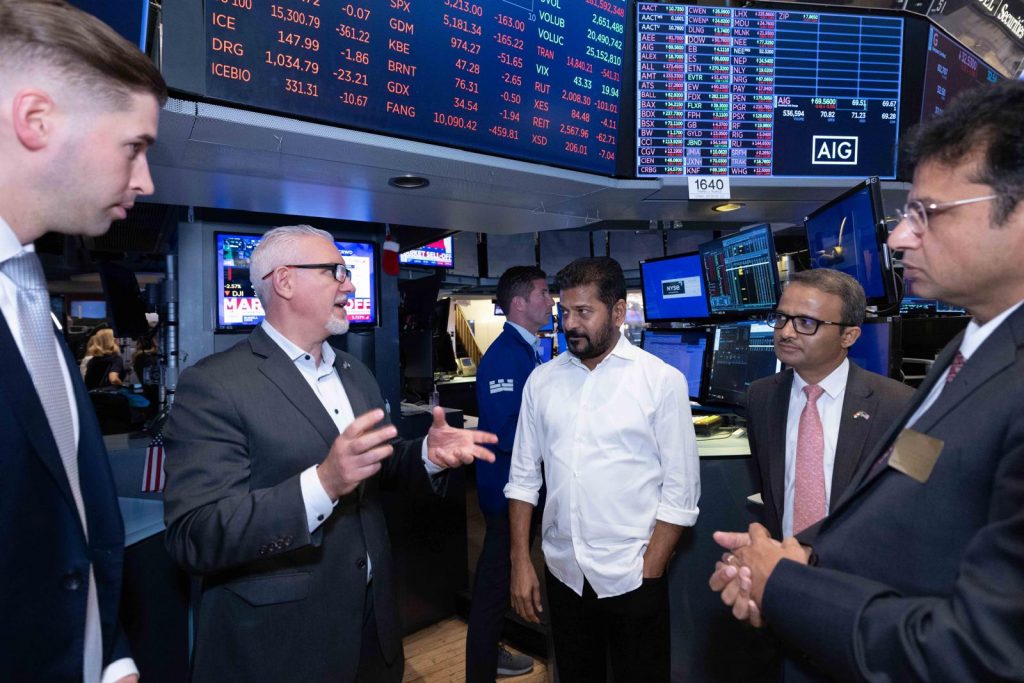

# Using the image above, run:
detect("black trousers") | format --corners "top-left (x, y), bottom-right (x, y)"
top-left (545, 567), bottom-right (670, 683)
top-left (465, 513), bottom-right (514, 683)
top-left (355, 583), bottom-right (403, 683)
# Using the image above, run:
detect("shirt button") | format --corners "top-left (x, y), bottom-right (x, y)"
top-left (334, 409), bottom-right (339, 414)
top-left (316, 514), bottom-right (325, 522)
top-left (61, 572), bottom-right (82, 591)
top-left (356, 558), bottom-right (367, 569)
top-left (304, 354), bottom-right (311, 360)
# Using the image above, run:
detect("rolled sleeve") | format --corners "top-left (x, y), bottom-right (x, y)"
top-left (653, 370), bottom-right (701, 527)
top-left (504, 373), bottom-right (543, 506)
top-left (299, 465), bottom-right (337, 533)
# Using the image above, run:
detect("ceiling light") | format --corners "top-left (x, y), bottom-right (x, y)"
top-left (712, 202), bottom-right (745, 212)
top-left (388, 175), bottom-right (429, 189)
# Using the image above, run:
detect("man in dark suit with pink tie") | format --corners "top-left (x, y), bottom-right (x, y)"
top-left (711, 81), bottom-right (1024, 682)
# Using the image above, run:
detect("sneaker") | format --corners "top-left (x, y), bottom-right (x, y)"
top-left (496, 645), bottom-right (534, 677)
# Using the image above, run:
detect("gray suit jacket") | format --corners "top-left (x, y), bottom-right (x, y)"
top-left (747, 362), bottom-right (913, 541)
top-left (163, 327), bottom-right (439, 682)
top-left (763, 304), bottom-right (1024, 682)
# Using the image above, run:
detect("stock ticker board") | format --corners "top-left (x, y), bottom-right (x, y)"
top-left (205, 0), bottom-right (626, 175)
top-left (636, 3), bottom-right (904, 178)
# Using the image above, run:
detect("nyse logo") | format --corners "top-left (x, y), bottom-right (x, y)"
top-left (812, 136), bottom-right (859, 165)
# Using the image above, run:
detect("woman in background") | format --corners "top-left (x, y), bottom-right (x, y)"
top-left (83, 328), bottom-right (124, 390)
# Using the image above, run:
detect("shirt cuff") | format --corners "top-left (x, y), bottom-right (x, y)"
top-left (421, 438), bottom-right (447, 476)
top-left (101, 657), bottom-right (138, 683)
top-left (300, 465), bottom-right (338, 533)
top-left (655, 502), bottom-right (700, 527)
top-left (503, 483), bottom-right (540, 506)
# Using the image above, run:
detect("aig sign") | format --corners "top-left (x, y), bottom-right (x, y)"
top-left (812, 136), bottom-right (859, 165)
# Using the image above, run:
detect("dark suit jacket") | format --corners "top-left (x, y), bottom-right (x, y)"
top-left (163, 327), bottom-right (440, 683)
top-left (762, 304), bottom-right (1024, 682)
top-left (747, 362), bottom-right (913, 540)
top-left (0, 311), bottom-right (129, 680)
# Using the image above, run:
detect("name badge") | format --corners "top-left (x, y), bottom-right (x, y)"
top-left (888, 429), bottom-right (944, 484)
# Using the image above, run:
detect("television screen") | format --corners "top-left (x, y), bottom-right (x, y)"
top-left (400, 236), bottom-right (454, 269)
top-left (705, 321), bottom-right (781, 407)
top-left (537, 336), bottom-right (554, 363)
top-left (640, 252), bottom-right (710, 322)
top-left (804, 177), bottom-right (896, 305)
top-left (641, 328), bottom-right (711, 401)
top-left (847, 317), bottom-right (900, 378)
top-left (699, 224), bottom-right (780, 316)
top-left (216, 231), bottom-right (377, 331)
top-left (196, 0), bottom-right (626, 175)
top-left (636, 2), bottom-right (904, 178)
top-left (920, 25), bottom-right (1002, 122)
top-left (70, 300), bottom-right (107, 319)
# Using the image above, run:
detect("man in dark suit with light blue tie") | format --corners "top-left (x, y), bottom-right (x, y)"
top-left (711, 81), bottom-right (1024, 681)
top-left (0, 2), bottom-right (167, 680)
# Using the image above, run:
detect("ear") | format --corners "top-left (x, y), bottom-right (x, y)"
top-left (839, 325), bottom-right (861, 349)
top-left (611, 298), bottom-right (627, 327)
top-left (269, 267), bottom-right (295, 301)
top-left (511, 294), bottom-right (526, 312)
top-left (11, 89), bottom-right (57, 151)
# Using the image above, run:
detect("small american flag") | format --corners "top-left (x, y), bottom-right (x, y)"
top-left (141, 432), bottom-right (165, 493)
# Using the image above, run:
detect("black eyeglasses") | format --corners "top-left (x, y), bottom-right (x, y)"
top-left (261, 263), bottom-right (352, 284)
top-left (765, 312), bottom-right (856, 336)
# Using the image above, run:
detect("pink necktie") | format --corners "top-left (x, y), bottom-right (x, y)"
top-left (945, 351), bottom-right (966, 384)
top-left (794, 384), bottom-right (826, 535)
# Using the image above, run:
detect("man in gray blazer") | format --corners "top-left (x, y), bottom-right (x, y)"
top-left (711, 81), bottom-right (1024, 681)
top-left (748, 269), bottom-right (912, 541)
top-left (163, 225), bottom-right (497, 683)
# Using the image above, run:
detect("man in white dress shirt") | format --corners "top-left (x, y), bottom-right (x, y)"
top-left (506, 256), bottom-right (700, 682)
top-left (0, 2), bottom-right (166, 680)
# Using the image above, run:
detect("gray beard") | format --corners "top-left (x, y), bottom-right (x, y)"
top-left (326, 316), bottom-right (349, 336)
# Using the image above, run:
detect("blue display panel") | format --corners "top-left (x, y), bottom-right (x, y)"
top-left (216, 232), bottom-right (377, 330)
top-left (804, 177), bottom-right (896, 306)
top-left (705, 321), bottom-right (781, 407)
top-left (921, 25), bottom-right (1002, 123)
top-left (699, 224), bottom-right (780, 315)
top-left (640, 252), bottom-right (711, 322)
top-left (846, 318), bottom-right (898, 378)
top-left (537, 335), bottom-right (554, 362)
top-left (400, 236), bottom-right (454, 269)
top-left (68, 0), bottom-right (149, 50)
top-left (641, 329), bottom-right (710, 401)
top-left (636, 2), bottom-right (904, 178)
top-left (204, 0), bottom-right (626, 175)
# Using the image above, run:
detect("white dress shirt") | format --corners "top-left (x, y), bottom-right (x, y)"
top-left (0, 218), bottom-right (136, 683)
top-left (782, 359), bottom-right (849, 539)
top-left (505, 332), bottom-right (701, 598)
top-left (905, 300), bottom-right (1024, 429)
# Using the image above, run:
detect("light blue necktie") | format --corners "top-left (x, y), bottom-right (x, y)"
top-left (1, 251), bottom-right (102, 681)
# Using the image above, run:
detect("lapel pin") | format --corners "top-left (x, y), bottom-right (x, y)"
top-left (853, 410), bottom-right (871, 420)
top-left (342, 361), bottom-right (351, 370)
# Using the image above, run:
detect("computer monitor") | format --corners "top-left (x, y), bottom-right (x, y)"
top-left (556, 332), bottom-right (566, 355)
top-left (847, 318), bottom-right (901, 379)
top-left (537, 336), bottom-right (554, 363)
top-left (639, 252), bottom-right (711, 322)
top-left (804, 177), bottom-right (897, 306)
top-left (538, 310), bottom-right (555, 333)
top-left (641, 329), bottom-right (711, 402)
top-left (705, 322), bottom-right (782, 408)
top-left (699, 224), bottom-right (780, 316)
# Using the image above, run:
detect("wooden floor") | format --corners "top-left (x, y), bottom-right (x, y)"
top-left (403, 618), bottom-right (548, 683)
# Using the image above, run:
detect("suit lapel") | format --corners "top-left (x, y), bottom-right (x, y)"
top-left (767, 371), bottom-right (792, 526)
top-left (250, 328), bottom-right (340, 448)
top-left (831, 364), bottom-right (876, 497)
top-left (334, 352), bottom-right (373, 418)
top-left (0, 309), bottom-right (82, 521)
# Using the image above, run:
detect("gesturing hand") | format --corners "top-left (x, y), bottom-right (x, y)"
top-left (425, 406), bottom-right (497, 469)
top-left (317, 409), bottom-right (397, 500)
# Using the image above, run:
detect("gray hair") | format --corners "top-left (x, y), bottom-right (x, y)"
top-left (786, 269), bottom-right (866, 327)
top-left (250, 224), bottom-right (335, 310)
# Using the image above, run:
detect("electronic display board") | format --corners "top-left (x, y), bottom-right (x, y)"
top-left (699, 224), bottom-right (780, 315)
top-left (204, 0), bottom-right (626, 175)
top-left (636, 2), bottom-right (904, 178)
top-left (216, 231), bottom-right (377, 330)
top-left (400, 236), bottom-right (454, 268)
top-left (921, 25), bottom-right (1002, 122)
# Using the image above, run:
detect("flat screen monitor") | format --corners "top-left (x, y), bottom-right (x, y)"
top-left (537, 336), bottom-right (554, 363)
top-left (699, 224), bottom-right (780, 316)
top-left (804, 177), bottom-right (896, 306)
top-left (539, 310), bottom-right (555, 333)
top-left (400, 236), bottom-right (454, 269)
top-left (69, 300), bottom-right (108, 319)
top-left (216, 231), bottom-right (377, 331)
top-left (921, 25), bottom-right (1002, 123)
top-left (556, 331), bottom-right (566, 354)
top-left (194, 0), bottom-right (626, 175)
top-left (636, 2), bottom-right (904, 178)
top-left (705, 321), bottom-right (781, 407)
top-left (641, 328), bottom-right (711, 402)
top-left (847, 318), bottom-right (900, 378)
top-left (640, 252), bottom-right (710, 322)
top-left (68, 0), bottom-right (149, 50)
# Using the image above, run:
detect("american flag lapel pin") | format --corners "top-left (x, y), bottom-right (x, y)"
top-left (342, 361), bottom-right (351, 370)
top-left (853, 410), bottom-right (870, 420)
